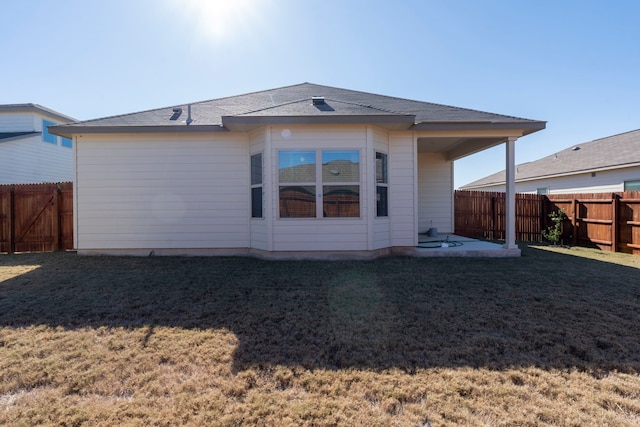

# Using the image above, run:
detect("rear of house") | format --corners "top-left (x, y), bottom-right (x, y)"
top-left (52, 83), bottom-right (545, 258)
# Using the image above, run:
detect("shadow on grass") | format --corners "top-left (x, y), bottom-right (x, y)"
top-left (1, 246), bottom-right (639, 374)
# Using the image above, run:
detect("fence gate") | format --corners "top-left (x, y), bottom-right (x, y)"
top-left (0, 182), bottom-right (73, 253)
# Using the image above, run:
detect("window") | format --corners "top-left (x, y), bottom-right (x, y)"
top-left (250, 153), bottom-right (263, 218)
top-left (376, 152), bottom-right (388, 217)
top-left (536, 188), bottom-right (548, 195)
top-left (279, 150), bottom-right (316, 218)
top-left (42, 120), bottom-right (57, 144)
top-left (278, 150), bottom-right (360, 218)
top-left (61, 137), bottom-right (73, 148)
top-left (624, 180), bottom-right (640, 191)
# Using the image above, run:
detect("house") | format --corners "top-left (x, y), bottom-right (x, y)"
top-left (461, 129), bottom-right (640, 194)
top-left (50, 83), bottom-right (545, 258)
top-left (0, 104), bottom-right (76, 184)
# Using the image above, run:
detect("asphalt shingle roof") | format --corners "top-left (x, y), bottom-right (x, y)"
top-left (58, 82), bottom-right (542, 128)
top-left (462, 129), bottom-right (640, 188)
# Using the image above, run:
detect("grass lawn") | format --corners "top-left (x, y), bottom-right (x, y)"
top-left (1, 245), bottom-right (639, 426)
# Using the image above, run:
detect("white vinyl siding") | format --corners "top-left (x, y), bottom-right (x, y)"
top-left (270, 125), bottom-right (369, 251)
top-left (389, 132), bottom-right (416, 247)
top-left (75, 134), bottom-right (250, 250)
top-left (0, 135), bottom-right (73, 184)
top-left (418, 152), bottom-right (453, 234)
top-left (0, 112), bottom-right (34, 132)
top-left (474, 166), bottom-right (640, 194)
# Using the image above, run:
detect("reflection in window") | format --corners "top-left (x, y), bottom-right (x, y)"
top-left (251, 153), bottom-right (263, 218)
top-left (322, 150), bottom-right (359, 182)
top-left (278, 151), bottom-right (316, 183)
top-left (279, 186), bottom-right (316, 218)
top-left (278, 150), bottom-right (360, 218)
top-left (376, 152), bottom-right (388, 217)
top-left (323, 185), bottom-right (359, 217)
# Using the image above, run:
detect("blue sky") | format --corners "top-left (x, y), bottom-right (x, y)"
top-left (3, 0), bottom-right (639, 187)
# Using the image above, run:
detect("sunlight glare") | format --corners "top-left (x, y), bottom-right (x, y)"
top-left (169, 0), bottom-right (263, 44)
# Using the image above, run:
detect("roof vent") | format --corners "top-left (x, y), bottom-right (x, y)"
top-left (186, 104), bottom-right (193, 125)
top-left (312, 96), bottom-right (325, 105)
top-left (572, 146), bottom-right (580, 151)
top-left (170, 107), bottom-right (182, 121)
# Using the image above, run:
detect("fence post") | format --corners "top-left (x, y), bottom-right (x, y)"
top-left (491, 196), bottom-right (496, 240)
top-left (612, 193), bottom-right (619, 253)
top-left (8, 186), bottom-right (15, 254)
top-left (52, 184), bottom-right (61, 251)
top-left (571, 198), bottom-right (578, 246)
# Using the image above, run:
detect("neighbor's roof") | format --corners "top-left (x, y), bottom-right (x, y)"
top-left (461, 129), bottom-right (640, 189)
top-left (0, 103), bottom-right (76, 123)
top-left (50, 82), bottom-right (545, 136)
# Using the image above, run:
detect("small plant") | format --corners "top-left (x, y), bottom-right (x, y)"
top-left (542, 209), bottom-right (566, 245)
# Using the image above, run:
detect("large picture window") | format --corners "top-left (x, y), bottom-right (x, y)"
top-left (375, 152), bottom-right (388, 217)
top-left (278, 150), bottom-right (360, 218)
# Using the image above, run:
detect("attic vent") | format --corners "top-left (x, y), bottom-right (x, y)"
top-left (572, 146), bottom-right (581, 151)
top-left (312, 96), bottom-right (325, 105)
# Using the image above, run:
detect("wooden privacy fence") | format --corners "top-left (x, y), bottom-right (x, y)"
top-left (0, 182), bottom-right (73, 253)
top-left (455, 190), bottom-right (640, 255)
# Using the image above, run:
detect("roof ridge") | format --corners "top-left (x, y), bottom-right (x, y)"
top-left (589, 128), bottom-right (640, 143)
top-left (296, 83), bottom-right (540, 122)
top-left (325, 98), bottom-right (414, 116)
top-left (231, 97), bottom-right (311, 115)
top-left (70, 82), bottom-right (314, 125)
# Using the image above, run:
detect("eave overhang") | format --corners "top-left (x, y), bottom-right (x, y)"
top-left (49, 124), bottom-right (229, 138)
top-left (410, 120), bottom-right (546, 136)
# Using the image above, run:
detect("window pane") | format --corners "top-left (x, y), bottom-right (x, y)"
top-left (376, 186), bottom-right (388, 217)
top-left (251, 153), bottom-right (262, 185)
top-left (42, 120), bottom-right (57, 144)
top-left (61, 137), bottom-right (72, 148)
top-left (251, 187), bottom-right (263, 218)
top-left (279, 151), bottom-right (316, 183)
top-left (376, 152), bottom-right (387, 184)
top-left (536, 188), bottom-right (548, 195)
top-left (323, 185), bottom-right (359, 217)
top-left (322, 150), bottom-right (359, 182)
top-left (280, 186), bottom-right (316, 217)
top-left (624, 180), bottom-right (640, 191)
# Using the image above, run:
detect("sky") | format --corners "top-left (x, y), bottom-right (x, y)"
top-left (2, 0), bottom-right (639, 188)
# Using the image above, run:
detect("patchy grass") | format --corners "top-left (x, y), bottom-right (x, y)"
top-left (1, 245), bottom-right (639, 426)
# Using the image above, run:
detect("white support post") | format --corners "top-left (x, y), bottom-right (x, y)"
top-left (503, 137), bottom-right (518, 249)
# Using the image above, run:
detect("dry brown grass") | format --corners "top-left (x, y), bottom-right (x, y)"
top-left (1, 245), bottom-right (640, 426)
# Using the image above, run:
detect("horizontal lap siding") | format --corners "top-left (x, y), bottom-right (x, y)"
top-left (271, 125), bottom-right (369, 251)
top-left (473, 167), bottom-right (640, 194)
top-left (418, 152), bottom-right (453, 233)
top-left (0, 135), bottom-right (73, 184)
top-left (389, 133), bottom-right (415, 246)
top-left (0, 112), bottom-right (34, 132)
top-left (76, 134), bottom-right (249, 249)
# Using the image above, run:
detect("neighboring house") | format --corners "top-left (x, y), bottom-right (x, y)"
top-left (50, 83), bottom-right (545, 258)
top-left (461, 129), bottom-right (640, 194)
top-left (0, 104), bottom-right (76, 184)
